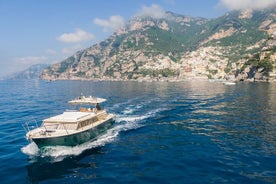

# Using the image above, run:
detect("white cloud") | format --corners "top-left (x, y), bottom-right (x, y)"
top-left (93, 15), bottom-right (125, 32)
top-left (135, 4), bottom-right (168, 19)
top-left (14, 56), bottom-right (48, 65)
top-left (57, 28), bottom-right (95, 43)
top-left (218, 0), bottom-right (276, 10)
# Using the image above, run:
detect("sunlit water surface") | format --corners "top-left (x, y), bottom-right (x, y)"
top-left (0, 80), bottom-right (275, 183)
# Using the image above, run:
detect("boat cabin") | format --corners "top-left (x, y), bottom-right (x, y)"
top-left (40, 96), bottom-right (108, 133)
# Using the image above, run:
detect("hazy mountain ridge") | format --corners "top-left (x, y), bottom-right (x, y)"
top-left (41, 8), bottom-right (276, 81)
top-left (5, 64), bottom-right (49, 80)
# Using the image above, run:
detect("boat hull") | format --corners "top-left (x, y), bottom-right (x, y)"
top-left (31, 118), bottom-right (115, 148)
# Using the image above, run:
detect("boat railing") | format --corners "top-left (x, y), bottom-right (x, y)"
top-left (23, 120), bottom-right (70, 135)
top-left (22, 120), bottom-right (39, 133)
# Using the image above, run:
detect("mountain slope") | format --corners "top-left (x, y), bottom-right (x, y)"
top-left (42, 8), bottom-right (276, 81)
top-left (5, 64), bottom-right (49, 79)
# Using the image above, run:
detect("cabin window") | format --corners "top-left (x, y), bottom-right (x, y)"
top-left (56, 123), bottom-right (77, 130)
top-left (78, 117), bottom-right (97, 128)
top-left (43, 123), bottom-right (58, 130)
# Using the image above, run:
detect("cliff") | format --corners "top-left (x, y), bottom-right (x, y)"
top-left (41, 9), bottom-right (276, 82)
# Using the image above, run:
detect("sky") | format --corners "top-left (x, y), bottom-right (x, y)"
top-left (0, 0), bottom-right (275, 77)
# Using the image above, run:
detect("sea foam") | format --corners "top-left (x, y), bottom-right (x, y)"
top-left (21, 97), bottom-right (166, 162)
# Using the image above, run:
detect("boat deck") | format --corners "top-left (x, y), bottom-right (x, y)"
top-left (43, 111), bottom-right (96, 123)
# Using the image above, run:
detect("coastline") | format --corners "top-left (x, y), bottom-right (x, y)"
top-left (41, 76), bottom-right (276, 83)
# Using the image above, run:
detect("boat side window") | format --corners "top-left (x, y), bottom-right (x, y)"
top-left (43, 123), bottom-right (58, 130)
top-left (57, 123), bottom-right (77, 130)
top-left (78, 117), bottom-right (97, 129)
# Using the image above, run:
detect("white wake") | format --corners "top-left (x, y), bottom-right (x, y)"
top-left (21, 97), bottom-right (166, 162)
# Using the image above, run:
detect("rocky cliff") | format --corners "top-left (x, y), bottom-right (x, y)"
top-left (41, 9), bottom-right (276, 82)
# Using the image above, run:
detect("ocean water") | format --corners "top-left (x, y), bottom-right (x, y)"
top-left (0, 79), bottom-right (275, 184)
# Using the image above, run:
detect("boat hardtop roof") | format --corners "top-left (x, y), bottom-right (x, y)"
top-left (43, 111), bottom-right (95, 123)
top-left (68, 96), bottom-right (106, 105)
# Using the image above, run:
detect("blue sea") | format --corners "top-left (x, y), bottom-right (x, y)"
top-left (0, 79), bottom-right (275, 184)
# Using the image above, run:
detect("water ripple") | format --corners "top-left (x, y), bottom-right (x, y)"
top-left (0, 80), bottom-right (275, 183)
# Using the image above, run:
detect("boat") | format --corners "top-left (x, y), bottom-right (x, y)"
top-left (223, 81), bottom-right (236, 85)
top-left (24, 96), bottom-right (115, 148)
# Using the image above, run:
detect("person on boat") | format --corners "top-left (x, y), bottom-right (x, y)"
top-left (96, 103), bottom-right (101, 111)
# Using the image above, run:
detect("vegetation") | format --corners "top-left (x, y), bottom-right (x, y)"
top-left (76, 71), bottom-right (86, 77)
top-left (42, 8), bottom-right (275, 81)
top-left (208, 69), bottom-right (218, 75)
top-left (241, 53), bottom-right (273, 77)
top-left (57, 56), bottom-right (75, 73)
top-left (140, 68), bottom-right (178, 78)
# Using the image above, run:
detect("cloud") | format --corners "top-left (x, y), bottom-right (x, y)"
top-left (135, 4), bottom-right (168, 19)
top-left (93, 15), bottom-right (125, 32)
top-left (218, 0), bottom-right (276, 10)
top-left (14, 56), bottom-right (48, 65)
top-left (57, 28), bottom-right (95, 43)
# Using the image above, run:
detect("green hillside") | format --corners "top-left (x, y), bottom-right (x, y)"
top-left (41, 8), bottom-right (276, 81)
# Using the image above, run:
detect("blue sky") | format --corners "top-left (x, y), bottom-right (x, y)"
top-left (0, 0), bottom-right (275, 77)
